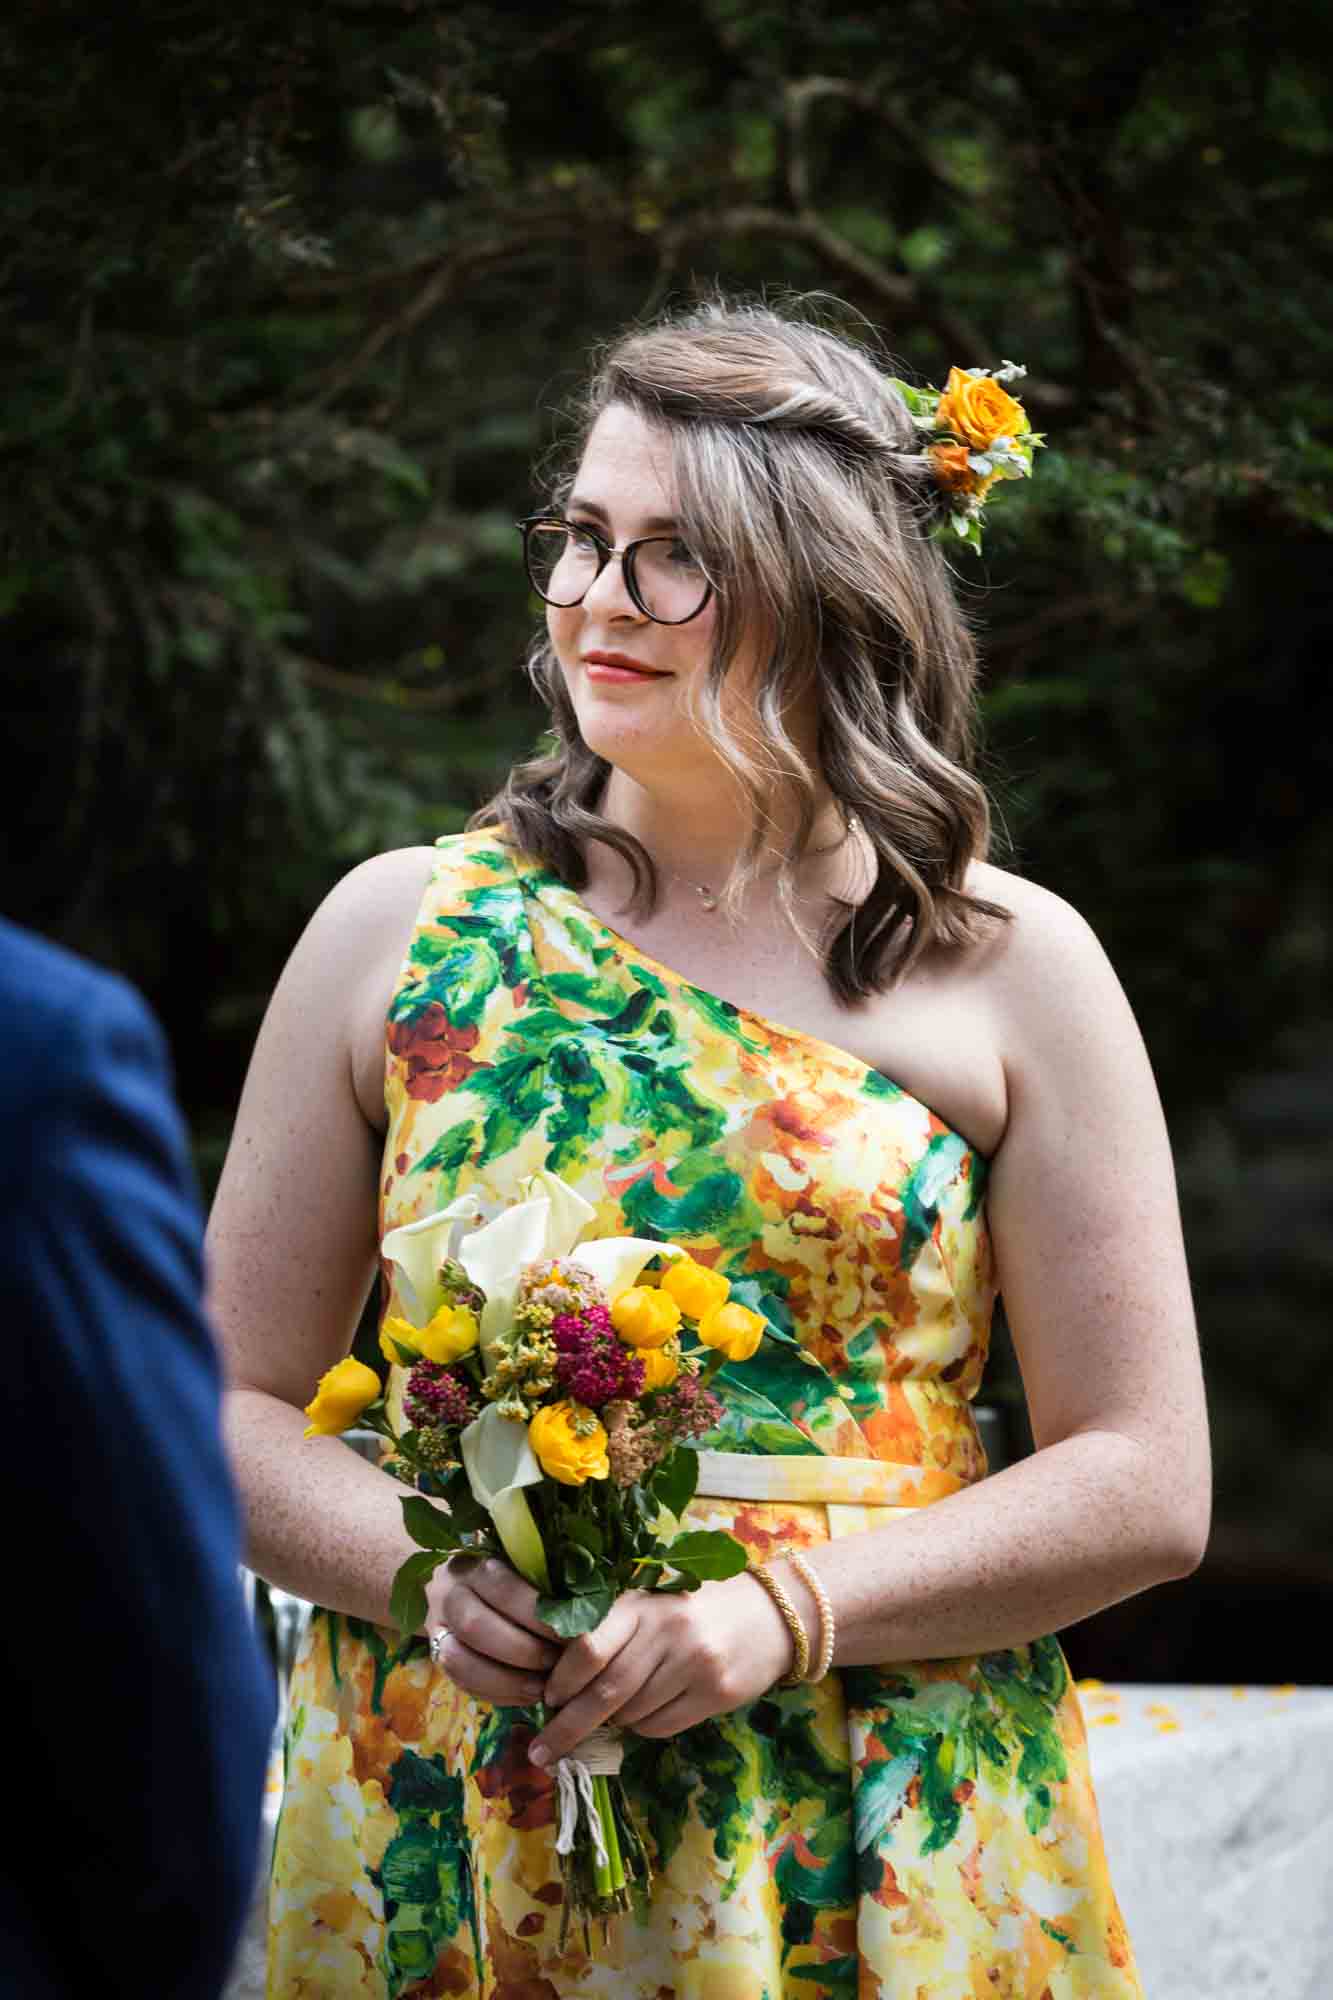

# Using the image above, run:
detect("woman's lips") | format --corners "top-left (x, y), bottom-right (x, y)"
top-left (582, 652), bottom-right (670, 683)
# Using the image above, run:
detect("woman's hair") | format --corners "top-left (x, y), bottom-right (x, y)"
top-left (473, 293), bottom-right (1008, 999)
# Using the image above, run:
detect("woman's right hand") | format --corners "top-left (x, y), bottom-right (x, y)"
top-left (426, 1556), bottom-right (564, 1705)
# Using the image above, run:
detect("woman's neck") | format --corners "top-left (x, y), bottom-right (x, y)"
top-left (594, 767), bottom-right (865, 912)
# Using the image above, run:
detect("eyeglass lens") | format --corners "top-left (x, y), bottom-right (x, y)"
top-left (525, 523), bottom-right (710, 624)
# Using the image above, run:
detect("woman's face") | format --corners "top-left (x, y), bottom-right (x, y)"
top-left (545, 403), bottom-right (745, 783)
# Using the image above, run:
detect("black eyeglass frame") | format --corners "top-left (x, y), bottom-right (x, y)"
top-left (516, 513), bottom-right (715, 626)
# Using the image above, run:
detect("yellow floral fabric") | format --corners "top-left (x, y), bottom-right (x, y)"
top-left (268, 828), bottom-right (1141, 1998)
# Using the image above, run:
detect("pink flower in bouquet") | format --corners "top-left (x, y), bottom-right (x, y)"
top-left (404, 1360), bottom-right (479, 1432)
top-left (552, 1302), bottom-right (646, 1407)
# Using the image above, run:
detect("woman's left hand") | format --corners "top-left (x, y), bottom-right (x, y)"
top-left (528, 1573), bottom-right (794, 1767)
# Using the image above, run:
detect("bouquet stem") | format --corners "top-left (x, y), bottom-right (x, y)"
top-left (550, 1732), bottom-right (652, 1948)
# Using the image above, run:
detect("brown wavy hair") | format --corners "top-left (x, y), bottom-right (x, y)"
top-left (474, 294), bottom-right (1008, 1000)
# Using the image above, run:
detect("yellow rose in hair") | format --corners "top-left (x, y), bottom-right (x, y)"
top-left (697, 1301), bottom-right (766, 1363)
top-left (639, 1340), bottom-right (681, 1391)
top-left (529, 1400), bottom-right (610, 1486)
top-left (303, 1357), bottom-right (381, 1438)
top-left (659, 1257), bottom-right (730, 1321)
top-left (611, 1285), bottom-right (682, 1349)
top-left (935, 366), bottom-right (1028, 450)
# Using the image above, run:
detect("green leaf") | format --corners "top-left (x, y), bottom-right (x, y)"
top-left (563, 1540), bottom-right (599, 1586)
top-left (389, 1549), bottom-right (439, 1635)
top-left (440, 1466), bottom-right (491, 1534)
top-left (661, 1528), bottom-right (749, 1582)
top-left (401, 1495), bottom-right (464, 1551)
top-left (651, 1445), bottom-right (699, 1518)
top-left (535, 1587), bottom-right (615, 1637)
top-left (562, 1513), bottom-right (605, 1557)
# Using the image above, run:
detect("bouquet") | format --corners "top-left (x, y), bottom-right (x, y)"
top-left (302, 1169), bottom-right (768, 1943)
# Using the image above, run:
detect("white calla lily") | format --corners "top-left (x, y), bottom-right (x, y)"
top-left (453, 1194), bottom-right (557, 1365)
top-left (381, 1190), bottom-right (483, 1324)
top-left (519, 1167), bottom-right (596, 1257)
top-left (569, 1234), bottom-right (684, 1303)
top-left (460, 1405), bottom-right (550, 1591)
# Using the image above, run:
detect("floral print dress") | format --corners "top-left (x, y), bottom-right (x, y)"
top-left (267, 828), bottom-right (1141, 1999)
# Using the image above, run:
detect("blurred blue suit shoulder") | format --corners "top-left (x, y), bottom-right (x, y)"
top-left (0, 918), bottom-right (276, 1998)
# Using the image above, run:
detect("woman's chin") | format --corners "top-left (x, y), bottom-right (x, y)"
top-left (571, 700), bottom-right (684, 771)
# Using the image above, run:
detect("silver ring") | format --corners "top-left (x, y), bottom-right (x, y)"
top-left (428, 1624), bottom-right (449, 1665)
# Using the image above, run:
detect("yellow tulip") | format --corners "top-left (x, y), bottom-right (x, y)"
top-left (659, 1257), bottom-right (730, 1321)
top-left (414, 1302), bottom-right (480, 1365)
top-left (696, 1301), bottom-right (766, 1363)
top-left (639, 1340), bottom-right (680, 1391)
top-left (610, 1285), bottom-right (682, 1349)
top-left (303, 1357), bottom-right (381, 1438)
top-left (528, 1400), bottom-right (610, 1486)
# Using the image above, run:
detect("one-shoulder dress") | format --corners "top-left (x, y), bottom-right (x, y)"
top-left (267, 828), bottom-right (1142, 1999)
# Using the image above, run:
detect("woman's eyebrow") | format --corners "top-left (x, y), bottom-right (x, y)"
top-left (565, 495), bottom-right (680, 534)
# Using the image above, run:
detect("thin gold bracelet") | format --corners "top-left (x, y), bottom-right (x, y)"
top-left (785, 1548), bottom-right (836, 1683)
top-left (747, 1559), bottom-right (810, 1685)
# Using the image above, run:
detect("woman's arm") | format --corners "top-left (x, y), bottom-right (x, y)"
top-left (780, 870), bottom-right (1211, 1666)
top-left (527, 874), bottom-right (1211, 1761)
top-left (207, 845), bottom-right (436, 1626)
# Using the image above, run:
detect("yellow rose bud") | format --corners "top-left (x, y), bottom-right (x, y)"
top-left (610, 1285), bottom-right (682, 1349)
top-left (639, 1340), bottom-right (680, 1391)
top-left (659, 1257), bottom-right (730, 1321)
top-left (303, 1357), bottom-right (381, 1438)
top-left (413, 1302), bottom-right (480, 1366)
top-left (528, 1400), bottom-right (610, 1486)
top-left (696, 1301), bottom-right (766, 1363)
top-left (935, 366), bottom-right (1028, 451)
top-left (379, 1314), bottom-right (422, 1365)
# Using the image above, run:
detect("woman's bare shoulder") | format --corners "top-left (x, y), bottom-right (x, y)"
top-left (282, 845), bottom-right (440, 1127)
top-left (967, 860), bottom-right (1113, 980)
top-left (964, 859), bottom-right (1148, 1107)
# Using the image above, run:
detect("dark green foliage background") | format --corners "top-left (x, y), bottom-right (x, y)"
top-left (4, 2), bottom-right (1331, 1653)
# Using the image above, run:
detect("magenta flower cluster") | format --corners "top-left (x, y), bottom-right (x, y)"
top-left (404, 1360), bottom-right (478, 1434)
top-left (551, 1304), bottom-right (645, 1408)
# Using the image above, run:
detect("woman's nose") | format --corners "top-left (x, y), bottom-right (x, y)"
top-left (581, 550), bottom-right (642, 619)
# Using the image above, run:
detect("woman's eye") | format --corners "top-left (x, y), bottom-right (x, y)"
top-left (668, 539), bottom-right (701, 569)
top-left (567, 524), bottom-right (601, 555)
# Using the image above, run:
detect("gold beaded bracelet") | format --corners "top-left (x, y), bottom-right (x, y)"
top-left (747, 1559), bottom-right (810, 1686)
top-left (785, 1548), bottom-right (836, 1683)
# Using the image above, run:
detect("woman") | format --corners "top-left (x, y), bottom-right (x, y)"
top-left (212, 299), bottom-right (1209, 1997)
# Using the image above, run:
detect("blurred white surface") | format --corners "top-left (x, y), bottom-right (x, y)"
top-left (1081, 1681), bottom-right (1333, 2000)
top-left (226, 1678), bottom-right (1333, 1998)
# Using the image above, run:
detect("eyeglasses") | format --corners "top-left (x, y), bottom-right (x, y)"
top-left (517, 514), bottom-right (714, 626)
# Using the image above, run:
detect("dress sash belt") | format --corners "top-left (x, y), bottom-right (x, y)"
top-left (692, 1449), bottom-right (963, 1510)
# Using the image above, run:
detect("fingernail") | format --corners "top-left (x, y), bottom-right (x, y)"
top-left (529, 1743), bottom-right (550, 1767)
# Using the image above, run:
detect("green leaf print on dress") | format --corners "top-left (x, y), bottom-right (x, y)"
top-left (845, 1637), bottom-right (1071, 1858)
top-left (373, 1751), bottom-right (477, 2000)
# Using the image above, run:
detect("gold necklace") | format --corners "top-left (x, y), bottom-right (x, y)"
top-left (671, 814), bottom-right (861, 913)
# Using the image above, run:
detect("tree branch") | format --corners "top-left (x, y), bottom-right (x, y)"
top-left (287, 652), bottom-right (511, 711)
